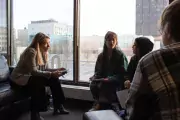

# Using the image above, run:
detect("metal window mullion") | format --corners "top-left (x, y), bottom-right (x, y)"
top-left (73, 0), bottom-right (80, 83)
top-left (7, 0), bottom-right (13, 65)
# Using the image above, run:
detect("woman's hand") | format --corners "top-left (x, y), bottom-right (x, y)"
top-left (58, 67), bottom-right (66, 71)
top-left (89, 77), bottom-right (105, 82)
top-left (89, 76), bottom-right (95, 81)
top-left (124, 80), bottom-right (131, 89)
top-left (51, 70), bottom-right (62, 78)
top-left (104, 78), bottom-right (109, 81)
top-left (58, 68), bottom-right (68, 76)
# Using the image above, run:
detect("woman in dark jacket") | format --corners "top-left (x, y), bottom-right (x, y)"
top-left (89, 31), bottom-right (128, 111)
top-left (124, 37), bottom-right (154, 88)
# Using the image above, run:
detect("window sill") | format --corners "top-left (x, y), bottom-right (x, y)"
top-left (60, 79), bottom-right (90, 87)
top-left (61, 84), bottom-right (93, 101)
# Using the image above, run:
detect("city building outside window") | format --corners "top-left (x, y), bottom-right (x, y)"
top-left (12, 0), bottom-right (169, 83)
top-left (13, 0), bottom-right (74, 80)
top-left (0, 0), bottom-right (7, 58)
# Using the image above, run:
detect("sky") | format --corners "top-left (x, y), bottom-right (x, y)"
top-left (13, 0), bottom-right (135, 36)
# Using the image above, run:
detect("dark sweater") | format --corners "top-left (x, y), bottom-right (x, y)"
top-left (93, 49), bottom-right (128, 89)
top-left (127, 55), bottom-right (139, 82)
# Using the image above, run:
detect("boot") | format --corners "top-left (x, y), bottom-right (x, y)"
top-left (31, 111), bottom-right (44, 120)
top-left (53, 105), bottom-right (69, 115)
top-left (111, 103), bottom-right (121, 115)
top-left (89, 102), bottom-right (101, 111)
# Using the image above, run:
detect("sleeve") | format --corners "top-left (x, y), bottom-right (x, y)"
top-left (45, 63), bottom-right (58, 72)
top-left (27, 48), bottom-right (51, 78)
top-left (125, 61), bottom-right (155, 120)
top-left (93, 54), bottom-right (102, 79)
top-left (127, 57), bottom-right (135, 82)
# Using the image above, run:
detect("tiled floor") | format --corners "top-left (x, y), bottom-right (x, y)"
top-left (19, 109), bottom-right (83, 120)
top-left (18, 99), bottom-right (92, 120)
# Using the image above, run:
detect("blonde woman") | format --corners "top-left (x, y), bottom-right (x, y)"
top-left (10, 32), bottom-right (69, 120)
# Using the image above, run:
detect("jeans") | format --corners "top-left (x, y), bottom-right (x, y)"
top-left (10, 76), bottom-right (65, 112)
top-left (90, 80), bottom-right (119, 103)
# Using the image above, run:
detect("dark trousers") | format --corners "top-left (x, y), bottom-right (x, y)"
top-left (90, 81), bottom-right (119, 103)
top-left (10, 76), bottom-right (65, 112)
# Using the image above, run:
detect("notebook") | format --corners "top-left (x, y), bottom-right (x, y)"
top-left (116, 89), bottom-right (129, 108)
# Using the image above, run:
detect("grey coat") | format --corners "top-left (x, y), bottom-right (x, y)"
top-left (11, 47), bottom-right (51, 86)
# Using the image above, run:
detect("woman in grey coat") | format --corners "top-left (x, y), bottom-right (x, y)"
top-left (11, 32), bottom-right (69, 120)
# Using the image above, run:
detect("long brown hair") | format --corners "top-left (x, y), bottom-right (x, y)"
top-left (28, 32), bottom-right (50, 65)
top-left (101, 31), bottom-right (119, 71)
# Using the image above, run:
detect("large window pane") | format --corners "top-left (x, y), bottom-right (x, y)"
top-left (79, 0), bottom-right (168, 82)
top-left (0, 0), bottom-right (7, 57)
top-left (13, 0), bottom-right (74, 80)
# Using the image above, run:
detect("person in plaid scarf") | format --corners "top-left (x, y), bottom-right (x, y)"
top-left (126, 0), bottom-right (180, 120)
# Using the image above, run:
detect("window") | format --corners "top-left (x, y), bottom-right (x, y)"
top-left (79, 0), bottom-right (168, 82)
top-left (13, 0), bottom-right (74, 80)
top-left (0, 0), bottom-right (7, 57)
top-left (10, 0), bottom-right (170, 84)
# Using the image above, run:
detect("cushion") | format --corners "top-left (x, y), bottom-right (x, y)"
top-left (83, 110), bottom-right (122, 120)
top-left (0, 83), bottom-right (28, 107)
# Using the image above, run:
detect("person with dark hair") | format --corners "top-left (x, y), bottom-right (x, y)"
top-left (11, 32), bottom-right (69, 120)
top-left (126, 1), bottom-right (180, 120)
top-left (89, 31), bottom-right (128, 111)
top-left (124, 37), bottom-right (154, 88)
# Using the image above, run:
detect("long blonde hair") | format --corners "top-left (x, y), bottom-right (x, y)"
top-left (29, 32), bottom-right (50, 65)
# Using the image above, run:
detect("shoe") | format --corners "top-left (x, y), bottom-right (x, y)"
top-left (53, 105), bottom-right (69, 115)
top-left (111, 103), bottom-right (121, 115)
top-left (31, 111), bottom-right (44, 120)
top-left (89, 103), bottom-right (100, 111)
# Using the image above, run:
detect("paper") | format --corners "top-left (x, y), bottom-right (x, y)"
top-left (116, 89), bottom-right (129, 109)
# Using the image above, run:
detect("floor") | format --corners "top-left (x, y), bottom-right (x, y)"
top-left (18, 99), bottom-right (93, 120)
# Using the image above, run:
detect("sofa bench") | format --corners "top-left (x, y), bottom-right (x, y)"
top-left (0, 56), bottom-right (30, 120)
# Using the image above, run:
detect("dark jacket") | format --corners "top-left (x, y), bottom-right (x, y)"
top-left (93, 48), bottom-right (128, 89)
top-left (127, 55), bottom-right (138, 82)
